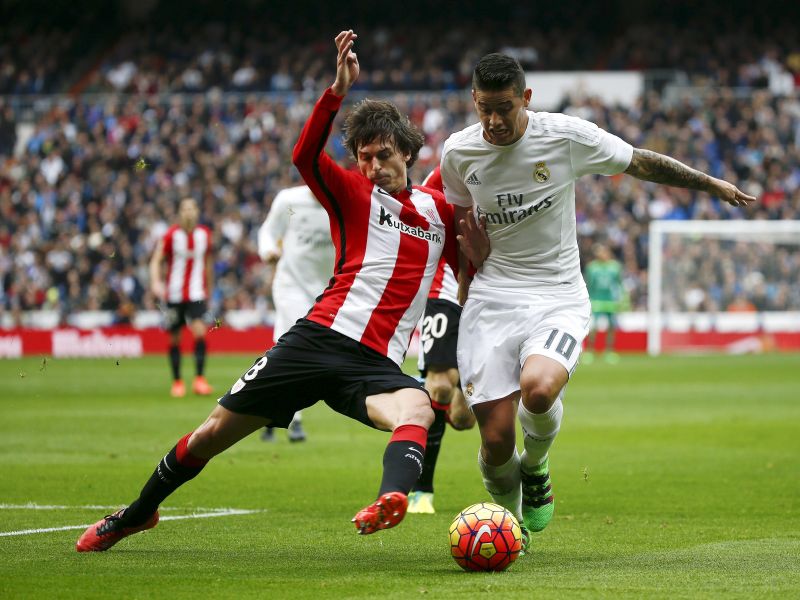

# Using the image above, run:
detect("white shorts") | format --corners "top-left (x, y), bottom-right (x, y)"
top-left (456, 295), bottom-right (591, 407)
top-left (272, 286), bottom-right (317, 341)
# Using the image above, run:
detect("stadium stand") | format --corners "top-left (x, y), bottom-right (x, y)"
top-left (1, 0), bottom-right (799, 329)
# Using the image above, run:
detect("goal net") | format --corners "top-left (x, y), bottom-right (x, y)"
top-left (647, 220), bottom-right (800, 355)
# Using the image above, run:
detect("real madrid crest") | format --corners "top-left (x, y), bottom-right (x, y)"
top-left (465, 382), bottom-right (474, 397)
top-left (534, 161), bottom-right (550, 183)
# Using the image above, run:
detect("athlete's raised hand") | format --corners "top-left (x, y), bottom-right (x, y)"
top-left (332, 30), bottom-right (360, 96)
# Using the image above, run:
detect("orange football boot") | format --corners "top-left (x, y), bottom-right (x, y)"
top-left (192, 376), bottom-right (213, 395)
top-left (76, 509), bottom-right (159, 552)
top-left (351, 492), bottom-right (408, 535)
top-left (170, 379), bottom-right (186, 398)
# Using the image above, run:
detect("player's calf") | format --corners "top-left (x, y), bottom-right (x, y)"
top-left (447, 387), bottom-right (475, 430)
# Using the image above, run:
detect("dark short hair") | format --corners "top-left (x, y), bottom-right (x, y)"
top-left (473, 53), bottom-right (526, 96)
top-left (343, 99), bottom-right (425, 168)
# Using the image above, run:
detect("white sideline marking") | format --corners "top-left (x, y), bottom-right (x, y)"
top-left (0, 509), bottom-right (262, 537)
top-left (0, 503), bottom-right (252, 512)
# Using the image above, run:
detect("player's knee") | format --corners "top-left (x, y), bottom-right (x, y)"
top-left (447, 388), bottom-right (474, 430)
top-left (480, 427), bottom-right (515, 460)
top-left (425, 376), bottom-right (453, 406)
top-left (520, 378), bottom-right (562, 413)
top-left (449, 410), bottom-right (476, 431)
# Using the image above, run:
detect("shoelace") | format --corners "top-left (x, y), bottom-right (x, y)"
top-left (521, 472), bottom-right (551, 503)
top-left (96, 514), bottom-right (123, 535)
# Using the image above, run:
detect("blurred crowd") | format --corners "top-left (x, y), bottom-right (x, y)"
top-left (81, 15), bottom-right (800, 96)
top-left (0, 25), bottom-right (80, 95)
top-left (2, 85), bottom-right (799, 321)
top-left (661, 237), bottom-right (800, 313)
top-left (2, 2), bottom-right (798, 95)
top-left (1, 3), bottom-right (800, 323)
top-left (0, 89), bottom-right (466, 323)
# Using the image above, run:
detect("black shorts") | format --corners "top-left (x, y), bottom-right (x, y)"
top-left (218, 319), bottom-right (426, 429)
top-left (418, 298), bottom-right (461, 377)
top-left (164, 301), bottom-right (207, 333)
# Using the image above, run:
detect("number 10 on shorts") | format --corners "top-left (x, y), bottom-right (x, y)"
top-left (544, 329), bottom-right (577, 360)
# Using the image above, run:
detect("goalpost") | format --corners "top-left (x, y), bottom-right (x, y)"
top-left (647, 220), bottom-right (800, 355)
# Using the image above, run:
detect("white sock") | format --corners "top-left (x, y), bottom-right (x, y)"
top-left (291, 411), bottom-right (302, 424)
top-left (478, 447), bottom-right (523, 522)
top-left (518, 396), bottom-right (563, 472)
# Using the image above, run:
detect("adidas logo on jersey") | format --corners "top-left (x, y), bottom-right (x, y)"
top-left (465, 172), bottom-right (481, 185)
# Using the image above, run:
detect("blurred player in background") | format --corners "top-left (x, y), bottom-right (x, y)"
top-left (443, 53), bottom-right (755, 549)
top-left (583, 243), bottom-right (624, 364)
top-left (149, 197), bottom-right (214, 398)
top-left (77, 29), bottom-right (460, 553)
top-left (257, 184), bottom-right (335, 442)
top-left (408, 165), bottom-right (475, 515)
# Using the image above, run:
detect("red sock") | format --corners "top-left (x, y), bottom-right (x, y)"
top-left (176, 432), bottom-right (208, 468)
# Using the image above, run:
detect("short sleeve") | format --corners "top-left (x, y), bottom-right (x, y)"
top-left (571, 129), bottom-right (633, 178)
top-left (440, 149), bottom-right (474, 207)
top-left (258, 192), bottom-right (289, 259)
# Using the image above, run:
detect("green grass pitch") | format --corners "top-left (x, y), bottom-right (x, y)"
top-left (1, 353), bottom-right (798, 599)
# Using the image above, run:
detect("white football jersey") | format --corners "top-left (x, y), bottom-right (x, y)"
top-left (440, 111), bottom-right (632, 303)
top-left (258, 185), bottom-right (335, 306)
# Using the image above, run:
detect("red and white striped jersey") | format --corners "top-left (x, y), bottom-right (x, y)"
top-left (162, 224), bottom-right (212, 303)
top-left (292, 88), bottom-right (459, 365)
top-left (421, 166), bottom-right (458, 305)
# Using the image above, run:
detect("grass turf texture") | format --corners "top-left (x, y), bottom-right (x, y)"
top-left (1, 353), bottom-right (798, 599)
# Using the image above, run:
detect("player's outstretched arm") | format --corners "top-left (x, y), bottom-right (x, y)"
top-left (292, 30), bottom-right (360, 208)
top-left (624, 148), bottom-right (755, 208)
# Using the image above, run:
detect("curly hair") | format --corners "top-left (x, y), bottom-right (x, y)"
top-left (343, 99), bottom-right (425, 168)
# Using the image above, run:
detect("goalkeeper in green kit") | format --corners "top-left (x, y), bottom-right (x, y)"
top-left (584, 243), bottom-right (624, 364)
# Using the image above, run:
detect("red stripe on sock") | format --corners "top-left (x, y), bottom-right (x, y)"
top-left (391, 424), bottom-right (428, 450)
top-left (175, 432), bottom-right (208, 467)
top-left (430, 400), bottom-right (449, 412)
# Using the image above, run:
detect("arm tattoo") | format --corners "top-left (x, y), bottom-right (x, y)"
top-left (624, 148), bottom-right (712, 192)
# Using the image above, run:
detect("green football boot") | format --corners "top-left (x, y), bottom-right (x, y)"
top-left (519, 525), bottom-right (532, 557)
top-left (521, 457), bottom-right (554, 532)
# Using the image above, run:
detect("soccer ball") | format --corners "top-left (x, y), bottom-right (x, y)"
top-left (449, 502), bottom-right (523, 571)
